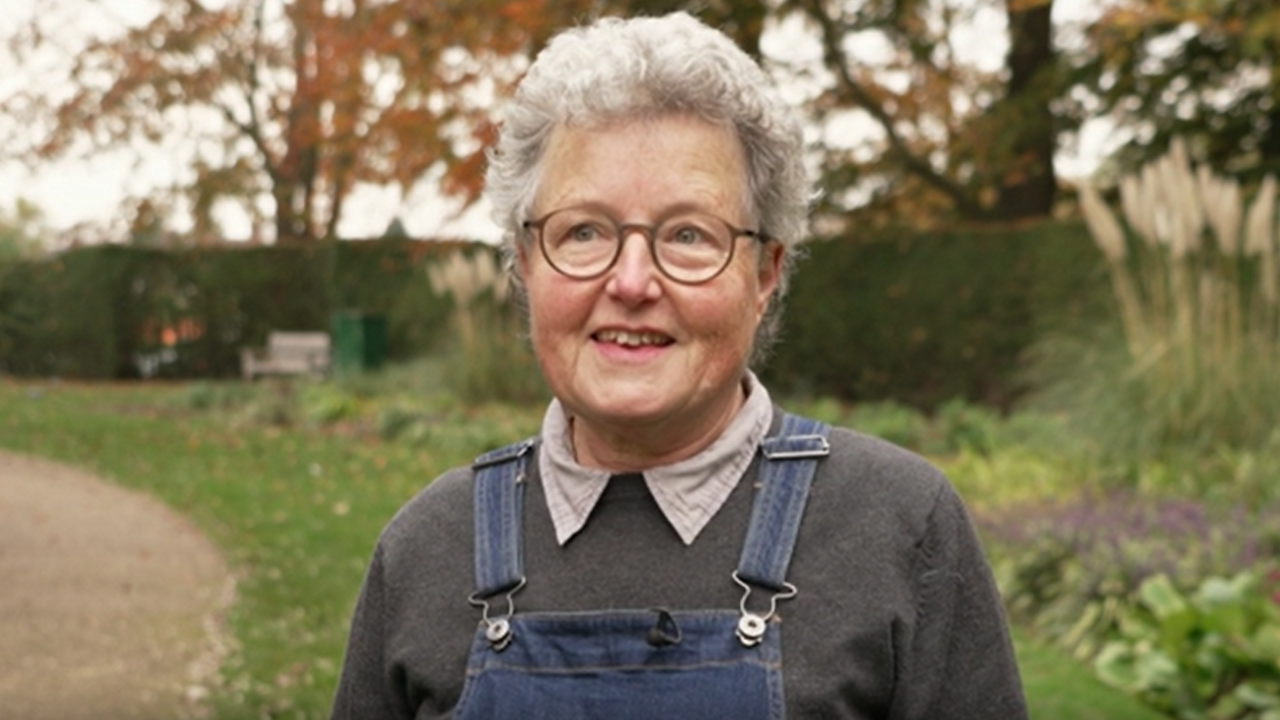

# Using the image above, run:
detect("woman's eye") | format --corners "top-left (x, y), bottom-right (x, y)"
top-left (671, 226), bottom-right (705, 245)
top-left (568, 224), bottom-right (603, 242)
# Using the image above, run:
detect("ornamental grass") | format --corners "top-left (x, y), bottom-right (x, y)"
top-left (425, 250), bottom-right (545, 404)
top-left (1078, 139), bottom-right (1280, 455)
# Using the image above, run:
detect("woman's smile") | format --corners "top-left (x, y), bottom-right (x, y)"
top-left (593, 328), bottom-right (674, 349)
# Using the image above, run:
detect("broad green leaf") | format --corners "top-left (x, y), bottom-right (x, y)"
top-left (1095, 642), bottom-right (1141, 691)
top-left (1141, 574), bottom-right (1190, 620)
top-left (1236, 682), bottom-right (1280, 710)
top-left (1134, 648), bottom-right (1179, 689)
top-left (1195, 574), bottom-right (1249, 606)
top-left (1248, 623), bottom-right (1280, 664)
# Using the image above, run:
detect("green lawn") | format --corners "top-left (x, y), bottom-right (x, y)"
top-left (1015, 628), bottom-right (1168, 719)
top-left (0, 378), bottom-right (1167, 719)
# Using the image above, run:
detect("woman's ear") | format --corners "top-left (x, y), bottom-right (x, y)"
top-left (514, 237), bottom-right (531, 279)
top-left (755, 242), bottom-right (784, 314)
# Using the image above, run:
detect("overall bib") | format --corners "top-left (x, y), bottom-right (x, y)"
top-left (454, 413), bottom-right (830, 720)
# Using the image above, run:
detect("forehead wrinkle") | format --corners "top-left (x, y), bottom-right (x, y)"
top-left (536, 117), bottom-right (751, 223)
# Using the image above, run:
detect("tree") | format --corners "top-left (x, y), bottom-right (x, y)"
top-left (596, 0), bottom-right (1063, 225)
top-left (598, 0), bottom-right (770, 56)
top-left (775, 0), bottom-right (1063, 227)
top-left (0, 198), bottom-right (48, 260)
top-left (5, 0), bottom-right (1078, 240)
top-left (1072, 0), bottom-right (1280, 184)
top-left (0, 199), bottom-right (48, 368)
top-left (2, 0), bottom-right (556, 243)
top-left (989, 0), bottom-right (1057, 219)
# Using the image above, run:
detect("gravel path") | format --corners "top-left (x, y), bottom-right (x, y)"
top-left (0, 450), bottom-right (233, 720)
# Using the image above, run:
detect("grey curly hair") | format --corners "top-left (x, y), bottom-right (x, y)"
top-left (484, 12), bottom-right (810, 363)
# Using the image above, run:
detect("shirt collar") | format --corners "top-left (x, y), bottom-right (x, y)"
top-left (539, 372), bottom-right (773, 546)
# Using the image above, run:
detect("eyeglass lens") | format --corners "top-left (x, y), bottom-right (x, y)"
top-left (535, 208), bottom-right (746, 283)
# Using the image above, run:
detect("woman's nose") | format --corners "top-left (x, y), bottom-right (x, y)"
top-left (606, 229), bottom-right (662, 301)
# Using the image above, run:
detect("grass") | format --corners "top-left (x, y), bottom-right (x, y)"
top-left (1014, 628), bottom-right (1168, 720)
top-left (0, 375), bottom-right (1167, 719)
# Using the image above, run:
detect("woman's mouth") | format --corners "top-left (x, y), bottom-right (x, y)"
top-left (594, 329), bottom-right (674, 347)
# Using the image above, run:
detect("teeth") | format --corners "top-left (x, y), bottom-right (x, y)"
top-left (597, 329), bottom-right (670, 346)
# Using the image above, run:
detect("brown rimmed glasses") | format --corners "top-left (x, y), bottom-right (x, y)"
top-left (521, 206), bottom-right (769, 285)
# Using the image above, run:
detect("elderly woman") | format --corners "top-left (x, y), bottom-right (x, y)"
top-left (330, 12), bottom-right (1026, 720)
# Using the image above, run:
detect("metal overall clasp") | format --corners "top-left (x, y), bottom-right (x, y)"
top-left (732, 571), bottom-right (797, 647)
top-left (468, 577), bottom-right (526, 652)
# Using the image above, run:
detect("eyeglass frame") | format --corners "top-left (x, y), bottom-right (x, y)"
top-left (520, 206), bottom-right (772, 285)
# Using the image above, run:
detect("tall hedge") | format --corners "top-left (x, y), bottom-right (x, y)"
top-left (0, 239), bottom-right (472, 379)
top-left (762, 221), bottom-right (1106, 410)
top-left (0, 224), bottom-right (1108, 410)
top-left (328, 239), bottom-right (469, 360)
top-left (0, 246), bottom-right (149, 377)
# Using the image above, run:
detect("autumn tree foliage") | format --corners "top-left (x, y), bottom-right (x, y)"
top-left (589, 0), bottom-right (1062, 226)
top-left (2, 0), bottom-right (561, 243)
top-left (1072, 0), bottom-right (1280, 185)
top-left (599, 0), bottom-right (770, 56)
top-left (22, 0), bottom-right (1265, 239)
top-left (774, 0), bottom-right (1061, 227)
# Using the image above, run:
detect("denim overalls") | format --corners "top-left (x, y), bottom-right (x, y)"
top-left (454, 413), bottom-right (830, 720)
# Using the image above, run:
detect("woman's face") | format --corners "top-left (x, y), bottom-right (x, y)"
top-left (519, 115), bottom-right (782, 468)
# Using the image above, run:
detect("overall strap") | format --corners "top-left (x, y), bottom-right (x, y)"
top-left (471, 438), bottom-right (536, 599)
top-left (736, 413), bottom-right (831, 591)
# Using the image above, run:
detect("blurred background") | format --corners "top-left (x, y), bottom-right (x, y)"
top-left (2, 1), bottom-right (1279, 718)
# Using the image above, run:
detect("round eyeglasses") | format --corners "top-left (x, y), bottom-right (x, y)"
top-left (521, 207), bottom-right (769, 285)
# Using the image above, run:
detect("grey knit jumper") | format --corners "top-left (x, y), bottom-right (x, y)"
top-left (330, 411), bottom-right (1028, 719)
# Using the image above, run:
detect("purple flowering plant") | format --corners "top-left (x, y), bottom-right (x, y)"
top-left (976, 491), bottom-right (1280, 661)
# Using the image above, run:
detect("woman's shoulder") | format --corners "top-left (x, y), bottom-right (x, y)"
top-left (375, 464), bottom-right (476, 555)
top-left (376, 437), bottom-right (539, 554)
top-left (823, 424), bottom-right (947, 487)
top-left (403, 463), bottom-right (475, 510)
top-left (803, 420), bottom-right (961, 533)
top-left (767, 407), bottom-right (949, 496)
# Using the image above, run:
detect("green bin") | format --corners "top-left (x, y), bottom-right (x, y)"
top-left (330, 311), bottom-right (387, 375)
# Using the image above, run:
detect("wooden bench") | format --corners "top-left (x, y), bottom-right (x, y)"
top-left (240, 331), bottom-right (331, 380)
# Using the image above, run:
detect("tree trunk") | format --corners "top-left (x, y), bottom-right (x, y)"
top-left (275, 0), bottom-right (323, 243)
top-left (994, 0), bottom-right (1057, 220)
top-left (1259, 43), bottom-right (1280, 178)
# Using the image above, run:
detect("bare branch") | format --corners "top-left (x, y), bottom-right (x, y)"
top-left (794, 0), bottom-right (989, 218)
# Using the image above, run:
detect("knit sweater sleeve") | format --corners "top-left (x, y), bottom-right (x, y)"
top-left (329, 543), bottom-right (413, 720)
top-left (888, 484), bottom-right (1028, 720)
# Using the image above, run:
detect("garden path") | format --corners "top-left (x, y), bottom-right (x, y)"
top-left (0, 450), bottom-right (233, 720)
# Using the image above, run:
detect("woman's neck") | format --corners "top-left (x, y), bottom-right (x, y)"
top-left (568, 381), bottom-right (748, 472)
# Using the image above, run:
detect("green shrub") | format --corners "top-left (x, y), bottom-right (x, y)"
top-left (846, 400), bottom-right (936, 451)
top-left (980, 493), bottom-right (1280, 662)
top-left (780, 396), bottom-right (942, 453)
top-left (935, 398), bottom-right (1001, 455)
top-left (785, 395), bottom-right (1037, 459)
top-left (1095, 570), bottom-right (1280, 720)
top-left (375, 404), bottom-right (427, 441)
top-left (184, 381), bottom-right (258, 411)
top-left (298, 383), bottom-right (362, 425)
top-left (942, 441), bottom-right (1086, 508)
top-left (765, 220), bottom-right (1102, 411)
